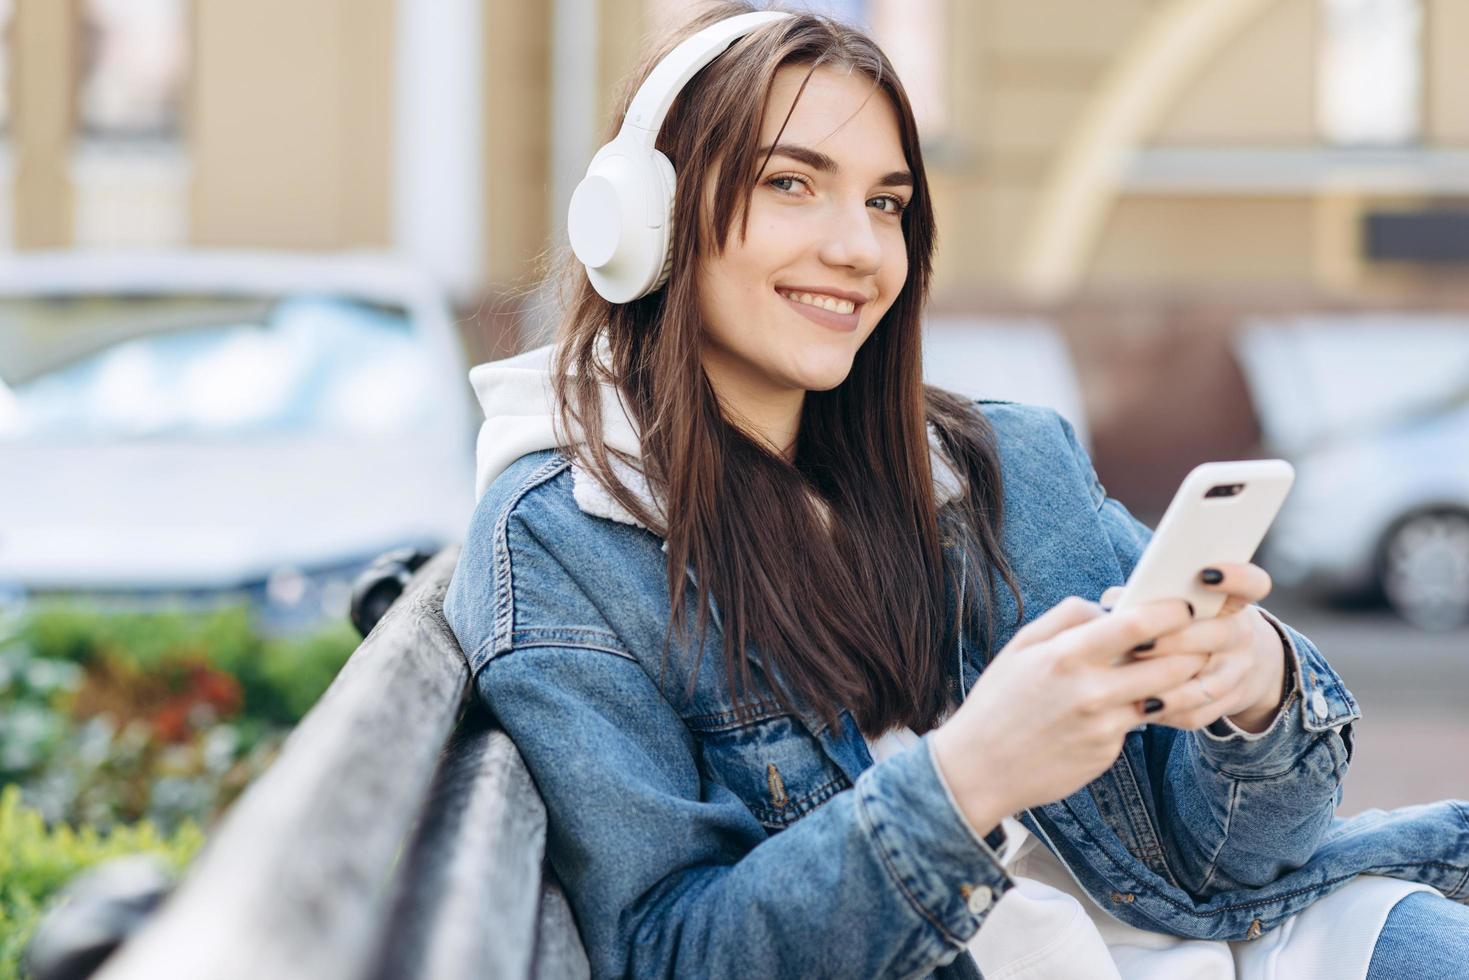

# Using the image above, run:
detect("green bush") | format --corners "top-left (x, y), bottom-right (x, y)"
top-left (0, 784), bottom-right (203, 980)
top-left (1, 602), bottom-right (359, 832)
top-left (17, 604), bottom-right (359, 729)
top-left (0, 602), bottom-right (359, 976)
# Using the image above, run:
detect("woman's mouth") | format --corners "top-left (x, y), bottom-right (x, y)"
top-left (776, 288), bottom-right (861, 333)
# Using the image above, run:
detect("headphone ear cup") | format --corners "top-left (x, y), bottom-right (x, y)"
top-left (648, 150), bottom-right (677, 294)
top-left (567, 10), bottom-right (791, 303)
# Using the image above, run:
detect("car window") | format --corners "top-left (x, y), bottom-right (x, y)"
top-left (0, 293), bottom-right (438, 443)
top-left (1236, 316), bottom-right (1469, 454)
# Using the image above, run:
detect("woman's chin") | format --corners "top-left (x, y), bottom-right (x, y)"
top-left (785, 352), bottom-right (858, 393)
top-left (793, 368), bottom-right (853, 393)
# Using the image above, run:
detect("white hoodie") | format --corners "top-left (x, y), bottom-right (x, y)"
top-left (467, 342), bottom-right (658, 529)
top-left (466, 342), bottom-right (965, 530)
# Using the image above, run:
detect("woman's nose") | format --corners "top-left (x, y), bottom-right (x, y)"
top-left (817, 200), bottom-right (883, 275)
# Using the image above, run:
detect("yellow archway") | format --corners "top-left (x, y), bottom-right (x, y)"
top-left (1017, 0), bottom-right (1289, 300)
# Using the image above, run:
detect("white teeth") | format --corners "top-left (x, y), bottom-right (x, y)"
top-left (779, 290), bottom-right (856, 315)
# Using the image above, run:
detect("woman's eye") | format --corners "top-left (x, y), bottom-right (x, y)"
top-left (870, 195), bottom-right (908, 216)
top-left (767, 174), bottom-right (807, 194)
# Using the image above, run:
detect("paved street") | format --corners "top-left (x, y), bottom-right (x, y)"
top-left (1262, 591), bottom-right (1469, 815)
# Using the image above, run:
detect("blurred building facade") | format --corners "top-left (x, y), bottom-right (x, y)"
top-left (6, 1), bottom-right (1467, 299)
top-left (5, 0), bottom-right (1469, 506)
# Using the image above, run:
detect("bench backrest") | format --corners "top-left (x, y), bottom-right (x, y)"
top-left (90, 547), bottom-right (589, 980)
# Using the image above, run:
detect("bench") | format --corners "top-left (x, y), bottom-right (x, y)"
top-left (28, 546), bottom-right (590, 980)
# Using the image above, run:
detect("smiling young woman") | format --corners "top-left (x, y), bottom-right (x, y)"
top-left (548, 3), bottom-right (1013, 744)
top-left (445, 4), bottom-right (1469, 978)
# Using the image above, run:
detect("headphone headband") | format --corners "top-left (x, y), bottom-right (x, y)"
top-left (622, 10), bottom-right (793, 146)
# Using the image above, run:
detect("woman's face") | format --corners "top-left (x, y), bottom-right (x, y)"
top-left (695, 64), bottom-right (912, 414)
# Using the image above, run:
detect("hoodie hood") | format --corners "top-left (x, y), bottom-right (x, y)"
top-left (467, 342), bottom-right (965, 530)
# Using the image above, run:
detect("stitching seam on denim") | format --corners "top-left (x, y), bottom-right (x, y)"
top-left (1450, 802), bottom-right (1469, 897)
top-left (1116, 747), bottom-right (1177, 885)
top-left (1212, 731), bottom-right (1329, 781)
top-left (684, 700), bottom-right (791, 731)
top-left (503, 641), bottom-right (639, 665)
top-left (509, 625), bottom-right (628, 650)
top-left (491, 455), bottom-right (573, 656)
top-left (752, 775), bottom-right (848, 825)
top-left (1197, 778), bottom-right (1237, 895)
top-left (1293, 632), bottom-right (1361, 731)
top-left (855, 773), bottom-right (966, 945)
top-left (1055, 410), bottom-right (1107, 512)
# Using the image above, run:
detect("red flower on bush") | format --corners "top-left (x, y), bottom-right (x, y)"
top-left (150, 662), bottom-right (243, 743)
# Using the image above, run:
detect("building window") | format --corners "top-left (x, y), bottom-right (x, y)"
top-left (1319, 0), bottom-right (1423, 146)
top-left (77, 0), bottom-right (188, 142)
top-left (72, 0), bottom-right (190, 247)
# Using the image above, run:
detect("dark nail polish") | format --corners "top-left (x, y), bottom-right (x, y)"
top-left (1144, 698), bottom-right (1165, 714)
top-left (1132, 640), bottom-right (1155, 653)
top-left (1200, 568), bottom-right (1223, 585)
top-left (1100, 603), bottom-right (1113, 613)
top-left (1185, 601), bottom-right (1195, 618)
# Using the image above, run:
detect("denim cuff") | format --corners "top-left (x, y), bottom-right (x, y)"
top-left (855, 732), bottom-right (1014, 947)
top-left (1192, 606), bottom-right (1360, 774)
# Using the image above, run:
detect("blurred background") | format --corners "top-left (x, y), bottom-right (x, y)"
top-left (0, 0), bottom-right (1466, 955)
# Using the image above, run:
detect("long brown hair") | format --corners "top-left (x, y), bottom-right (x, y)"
top-left (551, 1), bottom-right (1023, 737)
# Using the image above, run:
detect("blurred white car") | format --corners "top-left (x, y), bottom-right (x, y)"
top-left (0, 251), bottom-right (478, 633)
top-left (922, 316), bottom-right (1091, 449)
top-left (1238, 315), bottom-right (1469, 630)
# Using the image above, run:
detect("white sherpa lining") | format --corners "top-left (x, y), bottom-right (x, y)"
top-left (570, 423), bottom-right (967, 530)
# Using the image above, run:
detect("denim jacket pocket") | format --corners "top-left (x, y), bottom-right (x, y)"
top-left (688, 704), bottom-right (852, 832)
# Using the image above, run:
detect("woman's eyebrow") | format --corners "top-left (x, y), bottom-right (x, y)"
top-left (756, 142), bottom-right (913, 187)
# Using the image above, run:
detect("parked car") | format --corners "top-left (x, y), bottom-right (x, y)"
top-left (1236, 315), bottom-right (1469, 630)
top-left (922, 315), bottom-right (1091, 449)
top-left (0, 251), bottom-right (478, 634)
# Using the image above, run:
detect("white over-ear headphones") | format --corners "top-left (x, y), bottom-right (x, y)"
top-left (566, 10), bottom-right (793, 304)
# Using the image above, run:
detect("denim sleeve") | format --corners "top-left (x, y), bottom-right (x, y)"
top-left (479, 646), bottom-right (1010, 980)
top-left (1053, 411), bottom-right (1362, 898)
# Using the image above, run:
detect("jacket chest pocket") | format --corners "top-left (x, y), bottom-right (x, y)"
top-left (688, 708), bottom-right (851, 831)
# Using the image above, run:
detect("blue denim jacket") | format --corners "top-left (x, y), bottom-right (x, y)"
top-left (444, 401), bottom-right (1469, 979)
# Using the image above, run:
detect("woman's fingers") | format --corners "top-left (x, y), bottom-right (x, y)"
top-left (1198, 561), bottom-right (1272, 606)
top-left (1097, 562), bottom-right (1272, 620)
top-left (1131, 609), bottom-right (1252, 660)
top-left (1054, 598), bottom-right (1194, 668)
top-left (1103, 650), bottom-right (1212, 705)
top-left (1002, 596), bottom-right (1108, 655)
top-left (1146, 653), bottom-right (1253, 729)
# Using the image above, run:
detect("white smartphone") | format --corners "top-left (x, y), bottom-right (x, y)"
top-left (1112, 459), bottom-right (1295, 620)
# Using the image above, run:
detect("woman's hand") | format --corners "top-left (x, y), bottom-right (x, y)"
top-left (1099, 561), bottom-right (1288, 734)
top-left (930, 596), bottom-right (1207, 839)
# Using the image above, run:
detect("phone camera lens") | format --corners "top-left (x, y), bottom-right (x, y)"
top-left (1205, 483), bottom-right (1244, 498)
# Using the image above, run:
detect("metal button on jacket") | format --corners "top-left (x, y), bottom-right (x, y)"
top-left (965, 884), bottom-right (994, 915)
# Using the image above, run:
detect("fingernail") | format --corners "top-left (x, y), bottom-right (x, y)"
top-left (1101, 603), bottom-right (1113, 613)
top-left (1185, 601), bottom-right (1195, 618)
top-left (1144, 698), bottom-right (1165, 714)
top-left (1132, 640), bottom-right (1155, 653)
top-left (1200, 568), bottom-right (1223, 585)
